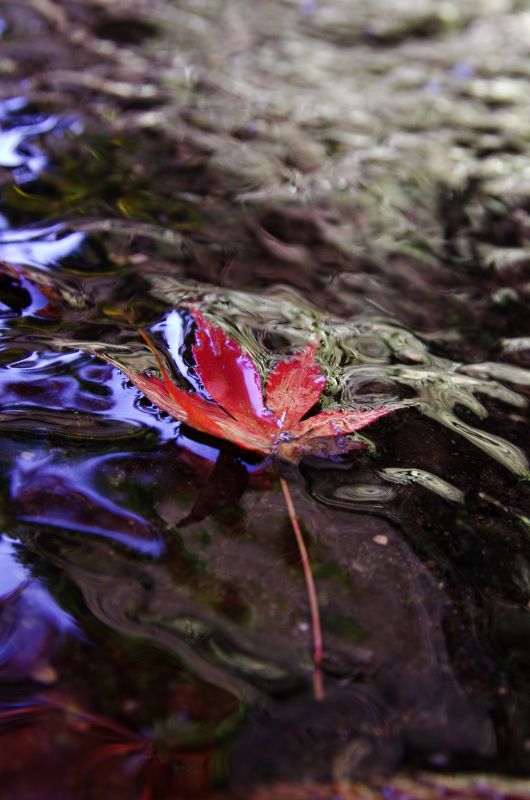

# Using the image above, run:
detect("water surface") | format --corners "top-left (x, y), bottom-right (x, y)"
top-left (0, 2), bottom-right (529, 798)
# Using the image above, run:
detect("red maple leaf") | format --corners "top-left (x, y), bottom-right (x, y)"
top-left (100, 309), bottom-right (395, 463)
top-left (95, 308), bottom-right (401, 700)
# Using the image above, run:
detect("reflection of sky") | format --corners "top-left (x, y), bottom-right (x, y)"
top-left (0, 349), bottom-right (181, 440)
top-left (0, 273), bottom-right (50, 317)
top-left (0, 97), bottom-right (27, 120)
top-left (151, 310), bottom-right (204, 392)
top-left (0, 100), bottom-right (84, 270)
top-left (105, 366), bottom-right (180, 443)
top-left (12, 449), bottom-right (166, 556)
top-left (0, 117), bottom-right (55, 174)
top-left (7, 350), bottom-right (80, 371)
top-left (0, 537), bottom-right (27, 595)
top-left (0, 224), bottom-right (84, 270)
top-left (1, 351), bottom-right (90, 410)
top-left (0, 96), bottom-right (82, 184)
top-left (0, 536), bottom-right (77, 635)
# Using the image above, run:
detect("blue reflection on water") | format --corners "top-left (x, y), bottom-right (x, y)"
top-left (12, 450), bottom-right (166, 557)
top-left (0, 98), bottom-right (84, 271)
top-left (0, 538), bottom-right (76, 634)
top-left (150, 309), bottom-right (203, 390)
top-left (102, 365), bottom-right (181, 441)
top-left (0, 348), bottom-right (180, 442)
top-left (0, 272), bottom-right (50, 317)
top-left (0, 96), bottom-right (81, 184)
top-left (0, 536), bottom-right (78, 681)
top-left (0, 223), bottom-right (84, 270)
top-left (0, 538), bottom-right (29, 596)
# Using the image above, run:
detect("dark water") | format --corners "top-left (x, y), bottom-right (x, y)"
top-left (0, 5), bottom-right (530, 800)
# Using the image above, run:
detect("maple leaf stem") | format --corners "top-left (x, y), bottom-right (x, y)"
top-left (279, 475), bottom-right (324, 701)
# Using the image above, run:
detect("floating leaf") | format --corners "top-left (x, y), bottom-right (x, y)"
top-left (95, 309), bottom-right (400, 463)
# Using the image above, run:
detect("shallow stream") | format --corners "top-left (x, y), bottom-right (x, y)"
top-left (0, 2), bottom-right (529, 798)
